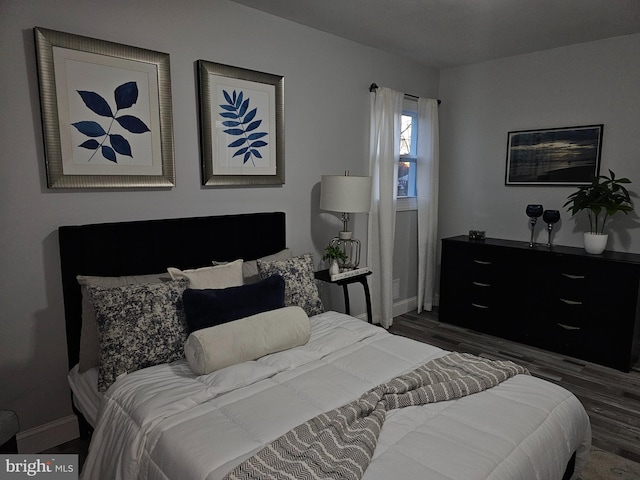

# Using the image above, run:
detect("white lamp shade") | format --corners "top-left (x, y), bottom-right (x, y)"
top-left (320, 175), bottom-right (372, 213)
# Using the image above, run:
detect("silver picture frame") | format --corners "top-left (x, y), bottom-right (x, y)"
top-left (198, 60), bottom-right (284, 186)
top-left (34, 27), bottom-right (175, 189)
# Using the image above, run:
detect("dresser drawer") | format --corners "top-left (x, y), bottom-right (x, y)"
top-left (469, 257), bottom-right (501, 283)
top-left (550, 320), bottom-right (586, 356)
top-left (550, 316), bottom-right (623, 367)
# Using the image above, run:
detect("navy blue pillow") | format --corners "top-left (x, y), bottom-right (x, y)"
top-left (182, 274), bottom-right (285, 333)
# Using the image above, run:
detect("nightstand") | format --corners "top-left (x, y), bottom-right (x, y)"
top-left (315, 269), bottom-right (373, 323)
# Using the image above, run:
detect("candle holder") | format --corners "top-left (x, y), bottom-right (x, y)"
top-left (543, 210), bottom-right (560, 248)
top-left (525, 204), bottom-right (544, 247)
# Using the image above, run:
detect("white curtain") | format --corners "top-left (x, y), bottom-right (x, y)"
top-left (367, 87), bottom-right (403, 328)
top-left (416, 98), bottom-right (440, 312)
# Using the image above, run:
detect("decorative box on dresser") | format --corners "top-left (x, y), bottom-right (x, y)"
top-left (439, 235), bottom-right (640, 372)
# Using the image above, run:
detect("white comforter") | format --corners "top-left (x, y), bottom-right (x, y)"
top-left (81, 311), bottom-right (591, 480)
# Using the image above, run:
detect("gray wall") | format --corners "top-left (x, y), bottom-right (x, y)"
top-left (0, 0), bottom-right (439, 450)
top-left (439, 34), bottom-right (640, 253)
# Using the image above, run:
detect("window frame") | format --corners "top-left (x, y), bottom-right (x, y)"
top-left (398, 97), bottom-right (418, 211)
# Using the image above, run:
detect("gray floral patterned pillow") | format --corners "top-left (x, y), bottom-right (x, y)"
top-left (88, 279), bottom-right (189, 391)
top-left (257, 253), bottom-right (324, 317)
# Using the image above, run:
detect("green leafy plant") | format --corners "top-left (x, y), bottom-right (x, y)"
top-left (563, 169), bottom-right (634, 234)
top-left (322, 245), bottom-right (347, 263)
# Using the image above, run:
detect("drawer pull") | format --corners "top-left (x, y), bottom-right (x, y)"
top-left (559, 298), bottom-right (583, 305)
top-left (471, 303), bottom-right (489, 309)
top-left (562, 273), bottom-right (585, 280)
top-left (473, 260), bottom-right (492, 265)
top-left (557, 323), bottom-right (581, 331)
top-left (472, 282), bottom-right (491, 287)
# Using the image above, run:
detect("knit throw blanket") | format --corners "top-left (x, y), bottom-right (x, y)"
top-left (223, 352), bottom-right (528, 480)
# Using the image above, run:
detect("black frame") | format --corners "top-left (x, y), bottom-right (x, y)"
top-left (505, 125), bottom-right (603, 186)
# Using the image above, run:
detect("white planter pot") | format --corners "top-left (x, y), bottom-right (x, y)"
top-left (583, 232), bottom-right (608, 254)
top-left (329, 260), bottom-right (340, 275)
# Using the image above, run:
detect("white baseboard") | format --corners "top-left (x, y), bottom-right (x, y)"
top-left (393, 296), bottom-right (417, 317)
top-left (351, 296), bottom-right (417, 324)
top-left (16, 415), bottom-right (79, 453)
top-left (352, 296), bottom-right (417, 324)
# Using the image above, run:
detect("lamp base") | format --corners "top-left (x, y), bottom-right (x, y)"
top-left (329, 236), bottom-right (361, 270)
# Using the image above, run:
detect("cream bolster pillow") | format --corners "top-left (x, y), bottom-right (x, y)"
top-left (184, 306), bottom-right (311, 375)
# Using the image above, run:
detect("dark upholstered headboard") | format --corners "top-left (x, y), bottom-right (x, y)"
top-left (59, 212), bottom-right (286, 370)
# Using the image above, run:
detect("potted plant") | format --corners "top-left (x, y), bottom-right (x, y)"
top-left (563, 169), bottom-right (633, 254)
top-left (322, 245), bottom-right (347, 275)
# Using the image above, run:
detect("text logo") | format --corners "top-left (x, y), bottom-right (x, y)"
top-left (1, 455), bottom-right (77, 479)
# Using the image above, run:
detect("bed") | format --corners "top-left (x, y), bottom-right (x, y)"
top-left (58, 212), bottom-right (591, 480)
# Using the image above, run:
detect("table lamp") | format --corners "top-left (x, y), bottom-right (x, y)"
top-left (320, 173), bottom-right (372, 270)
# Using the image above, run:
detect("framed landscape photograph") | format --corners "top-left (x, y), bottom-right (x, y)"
top-left (34, 27), bottom-right (175, 189)
top-left (505, 125), bottom-right (603, 186)
top-left (198, 60), bottom-right (284, 186)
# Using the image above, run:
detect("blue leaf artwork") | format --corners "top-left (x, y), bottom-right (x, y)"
top-left (72, 81), bottom-right (150, 163)
top-left (219, 90), bottom-right (268, 166)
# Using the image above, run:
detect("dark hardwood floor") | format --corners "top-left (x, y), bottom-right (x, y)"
top-left (389, 309), bottom-right (640, 465)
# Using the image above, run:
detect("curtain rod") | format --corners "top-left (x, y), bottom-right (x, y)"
top-left (369, 83), bottom-right (441, 105)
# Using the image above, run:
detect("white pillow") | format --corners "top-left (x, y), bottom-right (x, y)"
top-left (168, 259), bottom-right (243, 289)
top-left (184, 306), bottom-right (311, 375)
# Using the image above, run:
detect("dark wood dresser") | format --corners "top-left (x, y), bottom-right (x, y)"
top-left (439, 235), bottom-right (640, 371)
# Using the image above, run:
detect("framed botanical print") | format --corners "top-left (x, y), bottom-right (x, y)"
top-left (197, 60), bottom-right (284, 186)
top-left (34, 27), bottom-right (175, 188)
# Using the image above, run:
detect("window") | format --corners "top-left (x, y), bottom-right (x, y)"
top-left (399, 111), bottom-right (417, 197)
top-left (398, 98), bottom-right (417, 210)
